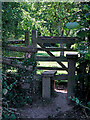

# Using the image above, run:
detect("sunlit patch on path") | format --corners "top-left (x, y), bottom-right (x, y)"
top-left (54, 88), bottom-right (67, 93)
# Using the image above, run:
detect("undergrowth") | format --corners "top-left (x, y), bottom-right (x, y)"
top-left (2, 54), bottom-right (37, 119)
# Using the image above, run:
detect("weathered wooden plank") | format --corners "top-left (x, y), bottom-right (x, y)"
top-left (31, 30), bottom-right (37, 93)
top-left (37, 47), bottom-right (76, 51)
top-left (37, 37), bottom-right (77, 44)
top-left (38, 36), bottom-right (77, 39)
top-left (3, 45), bottom-right (37, 53)
top-left (42, 70), bottom-right (57, 77)
top-left (2, 58), bottom-right (33, 71)
top-left (6, 57), bottom-right (24, 61)
top-left (37, 67), bottom-right (67, 70)
top-left (25, 31), bottom-right (30, 46)
top-left (34, 74), bottom-right (68, 80)
top-left (25, 31), bottom-right (31, 58)
top-left (54, 74), bottom-right (68, 80)
top-left (36, 56), bottom-right (67, 62)
top-left (31, 30), bottom-right (37, 59)
top-left (8, 40), bottom-right (25, 44)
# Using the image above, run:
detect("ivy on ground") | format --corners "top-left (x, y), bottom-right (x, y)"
top-left (2, 54), bottom-right (37, 119)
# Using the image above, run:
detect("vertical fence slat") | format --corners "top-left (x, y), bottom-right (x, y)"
top-left (25, 31), bottom-right (30, 46)
top-left (31, 30), bottom-right (37, 94)
top-left (25, 31), bottom-right (30, 58)
top-left (31, 30), bottom-right (37, 62)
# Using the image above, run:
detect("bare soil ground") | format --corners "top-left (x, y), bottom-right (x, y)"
top-left (18, 92), bottom-right (72, 118)
top-left (17, 84), bottom-right (88, 119)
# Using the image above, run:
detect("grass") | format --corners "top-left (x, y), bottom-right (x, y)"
top-left (37, 50), bottom-right (78, 75)
top-left (37, 51), bottom-right (71, 75)
top-left (37, 61), bottom-right (68, 75)
top-left (37, 50), bottom-right (78, 84)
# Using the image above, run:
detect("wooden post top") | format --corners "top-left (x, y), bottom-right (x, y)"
top-left (66, 54), bottom-right (78, 59)
top-left (42, 70), bottom-right (57, 77)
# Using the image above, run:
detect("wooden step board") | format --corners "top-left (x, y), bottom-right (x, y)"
top-left (42, 70), bottom-right (57, 77)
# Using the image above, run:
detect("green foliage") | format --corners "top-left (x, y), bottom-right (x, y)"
top-left (2, 2), bottom-right (90, 118)
top-left (87, 101), bottom-right (90, 108)
top-left (66, 3), bottom-right (90, 113)
top-left (75, 3), bottom-right (90, 63)
top-left (69, 96), bottom-right (90, 111)
top-left (77, 30), bottom-right (89, 39)
top-left (2, 72), bottom-right (19, 119)
top-left (2, 53), bottom-right (36, 119)
top-left (2, 2), bottom-right (79, 41)
top-left (2, 2), bottom-right (24, 40)
top-left (10, 114), bottom-right (16, 119)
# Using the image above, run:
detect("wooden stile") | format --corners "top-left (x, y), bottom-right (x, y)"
top-left (3, 30), bottom-right (79, 99)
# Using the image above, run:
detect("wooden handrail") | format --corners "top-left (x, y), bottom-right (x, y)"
top-left (8, 40), bottom-right (25, 44)
top-left (2, 58), bottom-right (33, 71)
top-left (3, 45), bottom-right (37, 53)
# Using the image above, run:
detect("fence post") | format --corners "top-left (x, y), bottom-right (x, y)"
top-left (31, 30), bottom-right (37, 58)
top-left (31, 30), bottom-right (37, 94)
top-left (25, 30), bottom-right (30, 58)
top-left (66, 54), bottom-right (78, 98)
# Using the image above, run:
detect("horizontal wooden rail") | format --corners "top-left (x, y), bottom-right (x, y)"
top-left (54, 74), bottom-right (68, 80)
top-left (3, 45), bottom-right (37, 53)
top-left (38, 36), bottom-right (78, 39)
top-left (36, 56), bottom-right (67, 62)
top-left (2, 58), bottom-right (33, 71)
top-left (37, 47), bottom-right (76, 51)
top-left (6, 57), bottom-right (24, 61)
top-left (37, 37), bottom-right (77, 44)
top-left (37, 67), bottom-right (67, 70)
top-left (8, 40), bottom-right (25, 44)
top-left (34, 74), bottom-right (68, 80)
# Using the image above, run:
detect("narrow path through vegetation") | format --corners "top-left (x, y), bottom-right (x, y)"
top-left (18, 92), bottom-right (73, 118)
top-left (17, 85), bottom-right (88, 119)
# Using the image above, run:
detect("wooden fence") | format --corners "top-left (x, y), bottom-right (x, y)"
top-left (3, 30), bottom-right (78, 98)
top-left (31, 30), bottom-right (78, 98)
top-left (2, 31), bottom-right (37, 72)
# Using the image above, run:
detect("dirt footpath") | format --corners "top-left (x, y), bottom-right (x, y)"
top-left (18, 92), bottom-right (73, 118)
